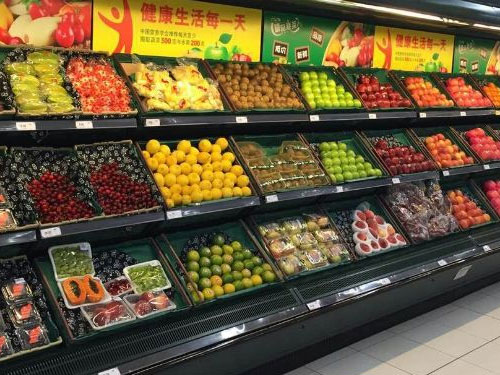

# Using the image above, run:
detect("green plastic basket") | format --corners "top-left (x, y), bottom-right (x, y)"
top-left (432, 72), bottom-right (494, 109)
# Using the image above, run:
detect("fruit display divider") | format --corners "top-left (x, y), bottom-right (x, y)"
top-left (487, 124), bottom-right (500, 141)
top-left (246, 205), bottom-right (356, 281)
top-left (468, 74), bottom-right (500, 110)
top-left (450, 125), bottom-right (500, 169)
top-left (157, 219), bottom-right (284, 307)
top-left (35, 237), bottom-right (192, 344)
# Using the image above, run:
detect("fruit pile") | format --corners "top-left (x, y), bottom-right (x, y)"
top-left (447, 189), bottom-right (491, 229)
top-left (482, 82), bottom-right (500, 107)
top-left (297, 71), bottom-right (362, 110)
top-left (403, 77), bottom-right (453, 107)
top-left (424, 133), bottom-right (474, 168)
top-left (482, 180), bottom-right (500, 215)
top-left (444, 77), bottom-right (491, 107)
top-left (317, 140), bottom-right (382, 184)
top-left (354, 74), bottom-right (411, 109)
top-left (462, 128), bottom-right (500, 161)
top-left (211, 62), bottom-right (304, 110)
top-left (133, 63), bottom-right (223, 111)
top-left (66, 56), bottom-right (132, 114)
top-left (371, 135), bottom-right (434, 175)
top-left (143, 138), bottom-right (252, 208)
top-left (182, 233), bottom-right (276, 302)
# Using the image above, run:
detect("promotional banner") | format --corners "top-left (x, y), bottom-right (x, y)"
top-left (373, 26), bottom-right (454, 72)
top-left (261, 11), bottom-right (374, 67)
top-left (453, 37), bottom-right (500, 74)
top-left (0, 1), bottom-right (91, 48)
top-left (93, 0), bottom-right (262, 61)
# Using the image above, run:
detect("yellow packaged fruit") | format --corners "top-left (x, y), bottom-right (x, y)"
top-left (230, 165), bottom-right (244, 177)
top-left (233, 187), bottom-right (243, 197)
top-left (157, 164), bottom-right (169, 176)
top-left (211, 152), bottom-right (222, 162)
top-left (180, 162), bottom-right (192, 175)
top-left (153, 173), bottom-right (164, 187)
top-left (171, 184), bottom-right (182, 195)
top-left (192, 164), bottom-right (203, 175)
top-left (198, 139), bottom-right (212, 153)
top-left (221, 159), bottom-right (232, 172)
top-left (211, 188), bottom-right (222, 200)
top-left (191, 190), bottom-right (203, 203)
top-left (177, 140), bottom-right (191, 153)
top-left (222, 152), bottom-right (235, 163)
top-left (166, 199), bottom-right (174, 208)
top-left (241, 186), bottom-right (252, 196)
top-left (202, 189), bottom-right (213, 201)
top-left (222, 187), bottom-right (233, 198)
top-left (142, 150), bottom-right (151, 159)
top-left (201, 170), bottom-right (214, 182)
top-left (160, 187), bottom-right (171, 199)
top-left (223, 178), bottom-right (234, 188)
top-left (189, 147), bottom-right (199, 156)
top-left (212, 161), bottom-right (222, 172)
top-left (212, 178), bottom-right (223, 189)
top-left (146, 158), bottom-right (159, 171)
top-left (153, 152), bottom-right (166, 165)
top-left (177, 175), bottom-right (189, 186)
top-left (146, 139), bottom-right (161, 154)
top-left (211, 144), bottom-right (222, 154)
top-left (200, 180), bottom-right (212, 190)
top-left (160, 144), bottom-right (171, 156)
top-left (213, 171), bottom-right (225, 181)
top-left (237, 175), bottom-right (250, 187)
top-left (182, 195), bottom-right (192, 205)
top-left (172, 193), bottom-right (183, 205)
top-left (216, 137), bottom-right (229, 151)
top-left (164, 173), bottom-right (177, 187)
top-left (169, 165), bottom-right (182, 176)
top-left (182, 185), bottom-right (192, 195)
top-left (165, 155), bottom-right (177, 166)
top-left (197, 152), bottom-right (211, 165)
top-left (185, 154), bottom-right (197, 165)
top-left (173, 150), bottom-right (186, 163)
top-left (188, 173), bottom-right (200, 184)
top-left (225, 172), bottom-right (237, 183)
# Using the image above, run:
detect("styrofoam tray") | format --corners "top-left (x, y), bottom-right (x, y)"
top-left (57, 276), bottom-right (111, 310)
top-left (80, 297), bottom-right (135, 331)
top-left (123, 260), bottom-right (172, 294)
top-left (48, 242), bottom-right (94, 282)
top-left (123, 292), bottom-right (177, 319)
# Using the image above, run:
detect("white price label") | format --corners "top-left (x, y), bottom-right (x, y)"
top-left (98, 368), bottom-right (121, 375)
top-left (392, 177), bottom-right (401, 184)
top-left (14, 278), bottom-right (25, 284)
top-left (266, 194), bottom-right (279, 203)
top-left (460, 111), bottom-right (467, 117)
top-left (236, 116), bottom-right (248, 123)
top-left (484, 164), bottom-right (491, 170)
top-left (378, 277), bottom-right (391, 286)
top-left (80, 243), bottom-right (91, 251)
top-left (145, 118), bottom-right (160, 127)
top-left (496, 110), bottom-right (500, 116)
top-left (454, 265), bottom-right (472, 280)
top-left (307, 300), bottom-right (321, 311)
top-left (309, 115), bottom-right (320, 122)
top-left (443, 170), bottom-right (450, 176)
top-left (419, 112), bottom-right (427, 118)
top-left (335, 186), bottom-right (344, 193)
top-left (75, 120), bottom-right (93, 129)
top-left (166, 210), bottom-right (182, 220)
top-left (437, 259), bottom-right (447, 267)
top-left (40, 227), bottom-right (61, 238)
top-left (16, 122), bottom-right (36, 131)
top-left (483, 245), bottom-right (492, 252)
top-left (368, 113), bottom-right (377, 119)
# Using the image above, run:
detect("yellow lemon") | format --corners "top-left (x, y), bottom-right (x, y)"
top-left (216, 137), bottom-right (229, 151)
top-left (223, 178), bottom-right (234, 188)
top-left (177, 175), bottom-right (189, 186)
top-left (166, 198), bottom-right (174, 208)
top-left (201, 170), bottom-right (214, 182)
top-left (223, 283), bottom-right (235, 294)
top-left (233, 187), bottom-right (243, 197)
top-left (241, 186), bottom-right (252, 196)
top-left (171, 184), bottom-right (182, 195)
top-left (212, 178), bottom-right (223, 189)
top-left (200, 180), bottom-right (212, 190)
top-left (181, 185), bottom-right (192, 195)
top-left (202, 189), bottom-right (213, 201)
top-left (188, 173), bottom-right (200, 184)
top-left (157, 164), bottom-right (169, 176)
top-left (237, 175), bottom-right (250, 187)
top-left (225, 172), bottom-right (237, 183)
top-left (153, 152), bottom-right (166, 164)
top-left (212, 161), bottom-right (222, 172)
top-left (142, 150), bottom-right (151, 159)
top-left (165, 155), bottom-right (177, 166)
top-left (160, 144), bottom-right (171, 156)
top-left (182, 195), bottom-right (192, 205)
top-left (180, 162), bottom-right (192, 175)
top-left (197, 152), bottom-right (211, 165)
top-left (211, 152), bottom-right (222, 162)
top-left (222, 152), bottom-right (235, 163)
top-left (173, 150), bottom-right (186, 163)
top-left (146, 158), bottom-right (158, 171)
top-left (198, 139), bottom-right (212, 153)
top-left (231, 165), bottom-right (244, 177)
top-left (189, 147), bottom-right (199, 156)
top-left (172, 193), bottom-right (182, 206)
top-left (203, 163), bottom-right (213, 172)
top-left (192, 164), bottom-right (203, 175)
top-left (221, 159), bottom-right (232, 172)
top-left (210, 275), bottom-right (223, 286)
top-left (191, 184), bottom-right (201, 192)
top-left (170, 164), bottom-right (181, 176)
top-left (164, 173), bottom-right (177, 187)
top-left (160, 187), bottom-right (171, 200)
top-left (212, 285), bottom-right (224, 297)
top-left (146, 139), bottom-right (161, 154)
top-left (191, 190), bottom-right (203, 203)
top-left (211, 188), bottom-right (222, 200)
top-left (251, 275), bottom-right (263, 286)
top-left (213, 171), bottom-right (225, 181)
top-left (185, 154), bottom-right (197, 165)
top-left (177, 140), bottom-right (191, 153)
top-left (153, 173), bottom-right (164, 188)
top-left (221, 187), bottom-right (233, 198)
top-left (212, 144), bottom-right (222, 154)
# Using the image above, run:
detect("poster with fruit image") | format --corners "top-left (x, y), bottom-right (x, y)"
top-left (373, 26), bottom-right (454, 72)
top-left (0, 0), bottom-right (91, 48)
top-left (92, 0), bottom-right (261, 61)
top-left (452, 36), bottom-right (499, 75)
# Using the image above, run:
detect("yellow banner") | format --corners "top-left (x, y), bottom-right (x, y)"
top-left (373, 26), bottom-right (454, 72)
top-left (93, 0), bottom-right (262, 61)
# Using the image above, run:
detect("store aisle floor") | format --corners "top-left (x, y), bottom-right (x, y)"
top-left (285, 281), bottom-right (500, 375)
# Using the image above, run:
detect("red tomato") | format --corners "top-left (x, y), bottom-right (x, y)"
top-left (55, 23), bottom-right (75, 48)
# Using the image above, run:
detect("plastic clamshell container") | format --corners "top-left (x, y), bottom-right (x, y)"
top-left (57, 276), bottom-right (111, 309)
top-left (1, 278), bottom-right (33, 305)
top-left (123, 260), bottom-right (172, 294)
top-left (0, 187), bottom-right (8, 207)
top-left (0, 332), bottom-right (13, 357)
top-left (0, 209), bottom-right (17, 232)
top-left (16, 323), bottom-right (50, 350)
top-left (80, 297), bottom-right (135, 331)
top-left (123, 291), bottom-right (177, 319)
top-left (49, 242), bottom-right (94, 282)
top-left (103, 276), bottom-right (133, 297)
top-left (8, 301), bottom-right (41, 328)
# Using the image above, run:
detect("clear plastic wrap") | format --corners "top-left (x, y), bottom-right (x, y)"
top-left (277, 254), bottom-right (305, 276)
top-left (258, 222), bottom-right (284, 240)
top-left (8, 301), bottom-right (41, 327)
top-left (280, 217), bottom-right (306, 234)
top-left (291, 232), bottom-right (318, 250)
top-left (1, 278), bottom-right (32, 305)
top-left (318, 242), bottom-right (351, 264)
top-left (15, 324), bottom-right (49, 350)
top-left (104, 276), bottom-right (133, 297)
top-left (0, 209), bottom-right (16, 232)
top-left (304, 213), bottom-right (330, 230)
top-left (297, 249), bottom-right (329, 270)
top-left (123, 260), bottom-right (171, 294)
top-left (268, 237), bottom-right (296, 259)
top-left (81, 298), bottom-right (135, 330)
top-left (49, 243), bottom-right (94, 281)
top-left (314, 229), bottom-right (341, 243)
top-left (123, 291), bottom-right (176, 318)
top-left (0, 333), bottom-right (13, 357)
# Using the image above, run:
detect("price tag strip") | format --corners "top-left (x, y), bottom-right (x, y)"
top-left (392, 177), bottom-right (401, 184)
top-left (166, 210), bottom-right (182, 220)
top-left (306, 300), bottom-right (321, 311)
top-left (368, 113), bottom-right (377, 119)
top-left (98, 368), bottom-right (121, 375)
top-left (40, 227), bottom-right (61, 239)
top-left (309, 115), bottom-right (320, 122)
top-left (236, 116), bottom-right (248, 123)
top-left (442, 170), bottom-right (450, 176)
top-left (75, 120), bottom-right (93, 129)
top-left (265, 194), bottom-right (279, 203)
top-left (419, 112), bottom-right (427, 118)
top-left (16, 122), bottom-right (36, 131)
top-left (483, 245), bottom-right (492, 252)
top-left (145, 118), bottom-right (161, 127)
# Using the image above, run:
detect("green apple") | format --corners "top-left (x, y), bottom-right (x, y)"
top-left (319, 72), bottom-right (328, 81)
top-left (356, 162), bottom-right (365, 170)
top-left (364, 162), bottom-right (372, 170)
top-left (343, 171), bottom-right (353, 180)
top-left (358, 170), bottom-right (367, 178)
top-left (374, 168), bottom-right (383, 176)
top-left (204, 44), bottom-right (229, 60)
top-left (311, 80), bottom-right (319, 88)
top-left (316, 99), bottom-right (325, 107)
top-left (333, 166), bottom-right (342, 174)
top-left (351, 171), bottom-right (360, 179)
top-left (346, 99), bottom-right (354, 107)
top-left (367, 168), bottom-right (375, 176)
top-left (300, 72), bottom-right (310, 81)
top-left (327, 79), bottom-right (336, 87)
top-left (356, 155), bottom-right (365, 163)
top-left (340, 157), bottom-right (348, 165)
top-left (345, 92), bottom-right (353, 100)
top-left (308, 100), bottom-right (317, 110)
top-left (332, 100), bottom-right (340, 108)
top-left (353, 99), bottom-right (362, 108)
top-left (319, 142), bottom-right (330, 152)
top-left (312, 87), bottom-right (321, 95)
top-left (338, 143), bottom-right (347, 151)
top-left (329, 174), bottom-right (337, 184)
top-left (347, 150), bottom-right (355, 157)
top-left (326, 166), bottom-right (335, 174)
top-left (320, 151), bottom-right (328, 159)
top-left (335, 173), bottom-right (344, 183)
top-left (338, 150), bottom-right (347, 158)
top-left (309, 71), bottom-right (318, 80)
top-left (302, 86), bottom-right (312, 95)
top-left (329, 142), bottom-right (338, 150)
top-left (332, 157), bottom-right (341, 165)
top-left (337, 85), bottom-right (345, 94)
top-left (305, 93), bottom-right (314, 102)
top-left (323, 158), bottom-right (333, 167)
top-left (330, 150), bottom-right (339, 158)
top-left (324, 100), bottom-right (333, 108)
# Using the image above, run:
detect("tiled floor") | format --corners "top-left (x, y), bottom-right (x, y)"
top-left (285, 281), bottom-right (500, 375)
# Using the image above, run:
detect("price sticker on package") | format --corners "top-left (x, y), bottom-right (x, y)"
top-left (16, 122), bottom-right (36, 131)
top-left (236, 116), bottom-right (248, 123)
top-left (145, 118), bottom-right (160, 127)
top-left (98, 368), bottom-right (121, 375)
top-left (166, 210), bottom-right (182, 220)
top-left (75, 120), bottom-right (93, 129)
top-left (40, 227), bottom-right (61, 238)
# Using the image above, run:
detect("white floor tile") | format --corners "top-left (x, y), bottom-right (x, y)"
top-left (315, 351), bottom-right (410, 375)
top-left (350, 330), bottom-right (395, 351)
top-left (400, 321), bottom-right (487, 357)
top-left (476, 282), bottom-right (500, 298)
top-left (305, 347), bottom-right (357, 371)
top-left (285, 366), bottom-right (320, 375)
top-left (387, 315), bottom-right (431, 334)
top-left (430, 359), bottom-right (496, 375)
top-left (462, 341), bottom-right (500, 374)
top-left (434, 307), bottom-right (500, 341)
top-left (453, 292), bottom-right (500, 320)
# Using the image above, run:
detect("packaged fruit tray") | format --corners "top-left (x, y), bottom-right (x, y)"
top-left (299, 132), bottom-right (386, 185)
top-left (339, 67), bottom-right (413, 111)
top-left (156, 220), bottom-right (281, 306)
top-left (441, 181), bottom-right (497, 231)
top-left (0, 255), bottom-right (62, 362)
top-left (380, 180), bottom-right (460, 244)
top-left (248, 206), bottom-right (354, 280)
top-left (35, 238), bottom-right (191, 343)
top-left (205, 60), bottom-right (306, 113)
top-left (450, 125), bottom-right (500, 163)
top-left (470, 176), bottom-right (500, 218)
top-left (322, 196), bottom-right (409, 258)
top-left (359, 129), bottom-right (437, 176)
top-left (432, 73), bottom-right (493, 109)
top-left (409, 127), bottom-right (480, 170)
top-left (232, 134), bottom-right (329, 196)
top-left (114, 53), bottom-right (232, 115)
top-left (389, 70), bottom-right (456, 110)
top-left (470, 74), bottom-right (500, 109)
top-left (75, 140), bottom-right (163, 217)
top-left (280, 65), bottom-right (364, 112)
top-left (138, 137), bottom-right (257, 210)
